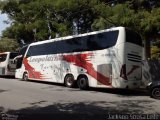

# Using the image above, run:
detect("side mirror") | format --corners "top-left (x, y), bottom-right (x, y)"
top-left (13, 55), bottom-right (23, 63)
top-left (12, 58), bottom-right (16, 64)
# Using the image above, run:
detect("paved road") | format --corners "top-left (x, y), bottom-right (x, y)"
top-left (0, 77), bottom-right (159, 120)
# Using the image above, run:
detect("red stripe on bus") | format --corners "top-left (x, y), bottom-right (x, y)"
top-left (63, 53), bottom-right (111, 86)
top-left (127, 65), bottom-right (140, 76)
top-left (23, 58), bottom-right (45, 79)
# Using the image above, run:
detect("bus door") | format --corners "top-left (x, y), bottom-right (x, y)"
top-left (0, 53), bottom-right (7, 75)
top-left (8, 53), bottom-right (18, 73)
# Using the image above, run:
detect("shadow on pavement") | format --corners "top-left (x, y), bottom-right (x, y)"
top-left (0, 75), bottom-right (15, 79)
top-left (0, 99), bottom-right (157, 120)
top-left (22, 80), bottom-right (149, 97)
top-left (88, 88), bottom-right (149, 97)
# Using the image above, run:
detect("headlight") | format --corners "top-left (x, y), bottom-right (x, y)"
top-left (147, 82), bottom-right (152, 86)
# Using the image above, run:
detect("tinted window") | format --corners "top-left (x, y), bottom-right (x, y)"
top-left (19, 45), bottom-right (29, 57)
top-left (10, 53), bottom-right (18, 59)
top-left (89, 30), bottom-right (119, 50)
top-left (27, 30), bottom-right (119, 56)
top-left (126, 30), bottom-right (142, 46)
top-left (0, 54), bottom-right (7, 62)
top-left (16, 45), bottom-right (29, 69)
top-left (27, 42), bottom-right (57, 56)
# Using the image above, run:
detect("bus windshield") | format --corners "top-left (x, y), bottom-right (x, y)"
top-left (16, 45), bottom-right (29, 69)
top-left (126, 30), bottom-right (142, 46)
top-left (0, 54), bottom-right (7, 62)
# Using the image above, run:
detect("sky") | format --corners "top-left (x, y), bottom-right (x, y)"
top-left (0, 11), bottom-right (10, 37)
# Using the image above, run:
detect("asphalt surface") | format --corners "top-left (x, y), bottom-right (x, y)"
top-left (0, 77), bottom-right (159, 120)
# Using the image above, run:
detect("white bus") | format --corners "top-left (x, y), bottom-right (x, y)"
top-left (0, 52), bottom-right (18, 76)
top-left (15, 27), bottom-right (142, 89)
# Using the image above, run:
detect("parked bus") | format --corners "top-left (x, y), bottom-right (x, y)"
top-left (0, 52), bottom-right (18, 76)
top-left (15, 27), bottom-right (142, 89)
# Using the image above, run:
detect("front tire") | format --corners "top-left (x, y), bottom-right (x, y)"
top-left (23, 72), bottom-right (28, 81)
top-left (151, 87), bottom-right (160, 99)
top-left (64, 74), bottom-right (75, 88)
top-left (78, 75), bottom-right (89, 90)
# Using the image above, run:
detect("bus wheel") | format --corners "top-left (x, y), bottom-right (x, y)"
top-left (78, 75), bottom-right (89, 90)
top-left (23, 72), bottom-right (28, 81)
top-left (151, 87), bottom-right (160, 99)
top-left (64, 74), bottom-right (75, 88)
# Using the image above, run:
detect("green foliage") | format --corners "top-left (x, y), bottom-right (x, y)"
top-left (151, 46), bottom-right (160, 59)
top-left (0, 38), bottom-right (19, 52)
top-left (1, 0), bottom-right (106, 42)
top-left (0, 0), bottom-right (160, 59)
top-left (0, 0), bottom-right (7, 10)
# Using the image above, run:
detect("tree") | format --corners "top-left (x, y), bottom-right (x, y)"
top-left (0, 0), bottom-right (100, 43)
top-left (0, 37), bottom-right (19, 52)
top-left (100, 1), bottom-right (160, 59)
top-left (1, 0), bottom-right (160, 59)
top-left (151, 46), bottom-right (160, 59)
top-left (129, 0), bottom-right (160, 59)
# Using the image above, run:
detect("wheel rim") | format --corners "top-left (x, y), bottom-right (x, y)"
top-left (66, 76), bottom-right (73, 86)
top-left (79, 78), bottom-right (87, 87)
top-left (24, 73), bottom-right (28, 81)
top-left (152, 88), bottom-right (160, 98)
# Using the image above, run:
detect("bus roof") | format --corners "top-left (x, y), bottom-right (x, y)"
top-left (30, 26), bottom-right (125, 46)
top-left (0, 52), bottom-right (12, 54)
top-left (0, 52), bottom-right (18, 55)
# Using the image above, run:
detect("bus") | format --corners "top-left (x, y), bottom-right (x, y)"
top-left (15, 27), bottom-right (142, 89)
top-left (0, 52), bottom-right (18, 76)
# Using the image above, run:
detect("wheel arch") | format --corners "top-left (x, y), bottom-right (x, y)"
top-left (22, 70), bottom-right (29, 81)
top-left (150, 85), bottom-right (160, 91)
top-left (77, 74), bottom-right (88, 80)
top-left (23, 70), bottom-right (29, 76)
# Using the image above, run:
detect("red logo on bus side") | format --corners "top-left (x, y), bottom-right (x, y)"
top-left (23, 58), bottom-right (46, 79)
top-left (63, 53), bottom-right (112, 86)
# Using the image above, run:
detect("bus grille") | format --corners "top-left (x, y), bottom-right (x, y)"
top-left (127, 54), bottom-right (141, 62)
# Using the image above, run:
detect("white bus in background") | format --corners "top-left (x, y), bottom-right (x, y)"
top-left (0, 52), bottom-right (18, 76)
top-left (15, 27), bottom-right (142, 89)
